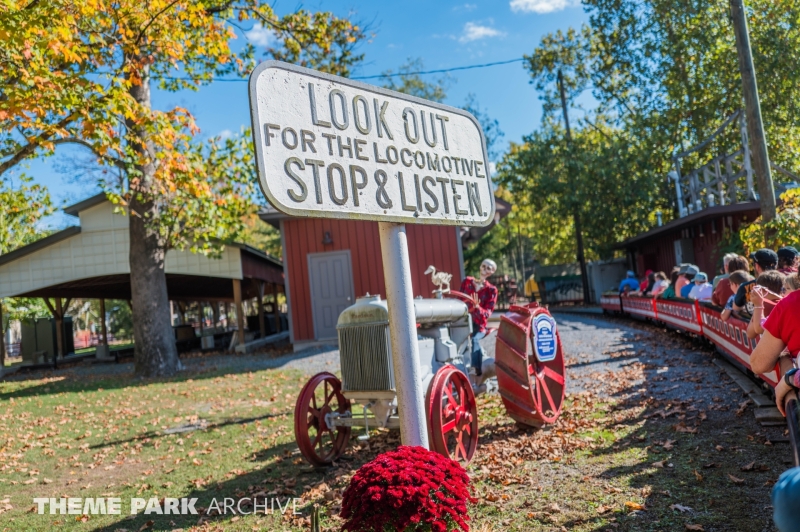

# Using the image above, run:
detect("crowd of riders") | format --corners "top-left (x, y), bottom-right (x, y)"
top-left (618, 247), bottom-right (800, 531)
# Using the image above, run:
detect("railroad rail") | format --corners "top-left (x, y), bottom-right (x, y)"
top-left (600, 292), bottom-right (799, 466)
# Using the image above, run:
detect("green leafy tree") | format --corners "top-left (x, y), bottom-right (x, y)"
top-left (0, 174), bottom-right (52, 255)
top-left (495, 0), bottom-right (800, 269)
top-left (1, 0), bottom-right (367, 376)
top-left (0, 175), bottom-right (54, 360)
top-left (239, 210), bottom-right (282, 259)
top-left (740, 188), bottom-right (800, 252)
top-left (462, 93), bottom-right (505, 161)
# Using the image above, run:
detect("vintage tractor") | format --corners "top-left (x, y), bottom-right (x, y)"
top-left (293, 274), bottom-right (567, 466)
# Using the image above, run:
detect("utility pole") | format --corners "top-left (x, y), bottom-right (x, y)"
top-left (729, 0), bottom-right (777, 232)
top-left (558, 69), bottom-right (591, 305)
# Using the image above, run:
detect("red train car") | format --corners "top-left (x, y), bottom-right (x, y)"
top-left (599, 292), bottom-right (622, 314)
top-left (603, 291), bottom-right (783, 389)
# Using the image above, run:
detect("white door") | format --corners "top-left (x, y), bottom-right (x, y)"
top-left (308, 251), bottom-right (354, 340)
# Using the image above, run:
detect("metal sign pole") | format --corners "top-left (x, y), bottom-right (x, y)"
top-left (378, 221), bottom-right (429, 448)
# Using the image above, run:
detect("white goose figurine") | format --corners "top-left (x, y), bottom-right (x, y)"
top-left (424, 265), bottom-right (452, 294)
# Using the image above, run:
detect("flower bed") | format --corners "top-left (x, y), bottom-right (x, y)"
top-left (340, 445), bottom-right (476, 532)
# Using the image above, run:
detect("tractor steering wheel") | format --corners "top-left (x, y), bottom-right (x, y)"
top-left (444, 290), bottom-right (477, 311)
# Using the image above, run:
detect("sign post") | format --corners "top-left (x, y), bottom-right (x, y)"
top-left (249, 61), bottom-right (494, 447)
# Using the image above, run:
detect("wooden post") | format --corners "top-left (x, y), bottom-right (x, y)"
top-left (212, 302), bottom-right (220, 330)
top-left (257, 282), bottom-right (266, 338)
top-left (730, 0), bottom-right (777, 229)
top-left (55, 298), bottom-right (64, 361)
top-left (198, 302), bottom-right (204, 335)
top-left (0, 299), bottom-right (5, 370)
top-left (100, 299), bottom-right (108, 345)
top-left (177, 301), bottom-right (186, 325)
top-left (273, 283), bottom-right (281, 333)
top-left (232, 279), bottom-right (245, 347)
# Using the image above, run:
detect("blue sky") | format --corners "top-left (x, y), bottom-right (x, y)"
top-left (26, 0), bottom-right (588, 226)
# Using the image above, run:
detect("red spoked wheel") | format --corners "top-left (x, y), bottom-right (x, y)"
top-left (426, 365), bottom-right (479, 463)
top-left (495, 304), bottom-right (566, 427)
top-left (294, 372), bottom-right (351, 467)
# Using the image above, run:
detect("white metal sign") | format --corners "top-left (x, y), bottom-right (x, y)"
top-left (249, 61), bottom-right (495, 226)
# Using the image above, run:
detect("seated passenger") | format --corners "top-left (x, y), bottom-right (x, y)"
top-left (651, 271), bottom-right (669, 297)
top-left (640, 269), bottom-right (654, 293)
top-left (642, 271), bottom-right (657, 295)
top-left (679, 266), bottom-right (699, 298)
top-left (751, 272), bottom-right (800, 418)
top-left (688, 272), bottom-right (713, 300)
top-left (712, 253), bottom-right (738, 289)
top-left (786, 271), bottom-right (800, 294)
top-left (778, 246), bottom-right (799, 275)
top-left (721, 271), bottom-right (754, 322)
top-left (674, 264), bottom-right (692, 294)
top-left (747, 270), bottom-right (786, 339)
top-left (712, 255), bottom-right (749, 306)
top-left (734, 248), bottom-right (778, 315)
top-left (659, 268), bottom-right (681, 299)
top-left (619, 271), bottom-right (640, 293)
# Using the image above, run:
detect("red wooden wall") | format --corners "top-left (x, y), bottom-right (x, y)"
top-left (282, 219), bottom-right (463, 342)
top-left (632, 210), bottom-right (758, 277)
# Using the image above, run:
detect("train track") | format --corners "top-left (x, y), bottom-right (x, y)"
top-left (599, 292), bottom-right (800, 467)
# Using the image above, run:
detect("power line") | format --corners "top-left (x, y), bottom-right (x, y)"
top-left (157, 57), bottom-right (526, 84)
top-left (352, 57), bottom-right (525, 79)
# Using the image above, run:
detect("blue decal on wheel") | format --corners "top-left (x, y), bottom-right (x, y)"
top-left (533, 314), bottom-right (557, 362)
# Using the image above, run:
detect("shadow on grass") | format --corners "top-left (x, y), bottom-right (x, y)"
top-left (0, 343), bottom-right (338, 401)
top-left (88, 410), bottom-right (294, 451)
top-left (88, 439), bottom-right (301, 532)
top-left (87, 430), bottom-right (402, 531)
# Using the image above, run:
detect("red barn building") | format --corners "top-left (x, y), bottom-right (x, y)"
top-left (615, 202), bottom-right (760, 277)
top-left (261, 206), bottom-right (466, 349)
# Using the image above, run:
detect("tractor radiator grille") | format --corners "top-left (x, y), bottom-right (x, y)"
top-left (338, 324), bottom-right (394, 392)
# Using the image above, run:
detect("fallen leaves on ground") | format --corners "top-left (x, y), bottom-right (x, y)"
top-left (624, 501), bottom-right (645, 511)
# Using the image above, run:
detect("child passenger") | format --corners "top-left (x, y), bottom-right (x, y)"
top-left (747, 270), bottom-right (787, 339)
top-left (721, 271), bottom-right (754, 322)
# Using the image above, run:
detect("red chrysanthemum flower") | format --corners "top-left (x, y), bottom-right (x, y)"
top-left (340, 446), bottom-right (476, 532)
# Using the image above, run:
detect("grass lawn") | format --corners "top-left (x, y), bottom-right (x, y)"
top-left (0, 334), bottom-right (788, 531)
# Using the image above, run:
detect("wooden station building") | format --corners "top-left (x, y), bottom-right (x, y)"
top-left (260, 204), bottom-right (468, 350)
top-left (615, 202), bottom-right (761, 276)
top-left (0, 194), bottom-right (284, 363)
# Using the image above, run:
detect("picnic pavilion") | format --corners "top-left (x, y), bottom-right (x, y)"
top-left (0, 193), bottom-right (284, 365)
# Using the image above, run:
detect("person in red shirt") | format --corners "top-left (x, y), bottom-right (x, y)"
top-left (639, 269), bottom-right (653, 293)
top-left (460, 258), bottom-right (498, 377)
top-left (751, 273), bottom-right (800, 417)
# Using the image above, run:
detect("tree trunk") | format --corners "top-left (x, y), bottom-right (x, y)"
top-left (0, 300), bottom-right (5, 370)
top-left (127, 66), bottom-right (180, 377)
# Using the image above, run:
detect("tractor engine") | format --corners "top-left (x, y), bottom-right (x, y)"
top-left (336, 293), bottom-right (472, 396)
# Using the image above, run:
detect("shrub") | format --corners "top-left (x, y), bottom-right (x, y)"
top-left (340, 445), bottom-right (475, 532)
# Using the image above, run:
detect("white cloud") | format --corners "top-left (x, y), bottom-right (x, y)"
top-left (245, 23), bottom-right (274, 47)
top-left (458, 22), bottom-right (505, 43)
top-left (509, 0), bottom-right (580, 14)
top-left (218, 129), bottom-right (233, 140)
top-left (453, 3), bottom-right (478, 11)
